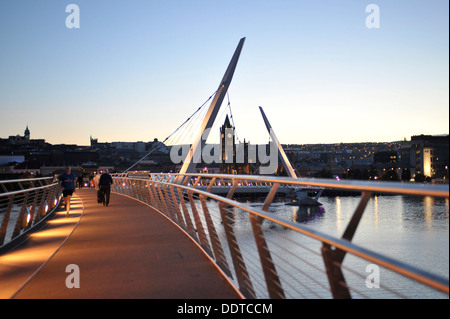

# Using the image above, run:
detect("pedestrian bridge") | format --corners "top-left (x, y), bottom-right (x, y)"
top-left (0, 174), bottom-right (448, 299)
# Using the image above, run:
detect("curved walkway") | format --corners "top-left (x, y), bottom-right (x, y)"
top-left (0, 189), bottom-right (239, 299)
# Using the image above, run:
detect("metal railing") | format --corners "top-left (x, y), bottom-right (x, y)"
top-left (112, 173), bottom-right (449, 299)
top-left (0, 177), bottom-right (62, 250)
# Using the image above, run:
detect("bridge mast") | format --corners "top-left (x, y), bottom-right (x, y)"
top-left (176, 38), bottom-right (246, 182)
top-left (259, 106), bottom-right (298, 178)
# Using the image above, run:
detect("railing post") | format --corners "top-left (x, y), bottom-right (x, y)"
top-left (169, 186), bottom-right (187, 229)
top-left (0, 183), bottom-right (7, 193)
top-left (199, 194), bottom-right (232, 277)
top-left (143, 180), bottom-right (152, 204)
top-left (119, 178), bottom-right (126, 194)
top-left (163, 186), bottom-right (179, 223)
top-left (341, 192), bottom-right (373, 242)
top-left (153, 183), bottom-right (166, 212)
top-left (321, 243), bottom-right (351, 299)
top-left (123, 179), bottom-right (129, 196)
top-left (116, 178), bottom-right (124, 194)
top-left (27, 188), bottom-right (40, 229)
top-left (139, 180), bottom-right (148, 202)
top-left (44, 186), bottom-right (53, 215)
top-left (49, 183), bottom-right (60, 209)
top-left (156, 184), bottom-right (170, 217)
top-left (226, 178), bottom-right (239, 199)
top-left (35, 188), bottom-right (49, 222)
top-left (12, 192), bottom-right (30, 238)
top-left (134, 180), bottom-right (143, 201)
top-left (111, 178), bottom-right (117, 193)
top-left (219, 200), bottom-right (256, 299)
top-left (187, 190), bottom-right (213, 257)
top-left (176, 188), bottom-right (198, 242)
top-left (126, 179), bottom-right (134, 197)
top-left (321, 191), bottom-right (373, 299)
top-left (161, 184), bottom-right (176, 220)
top-left (118, 178), bottom-right (124, 193)
top-left (0, 195), bottom-right (15, 245)
top-left (146, 181), bottom-right (157, 208)
top-left (126, 179), bottom-right (133, 197)
top-left (249, 183), bottom-right (285, 299)
top-left (206, 177), bottom-right (216, 193)
top-left (147, 182), bottom-right (160, 210)
top-left (130, 180), bottom-right (139, 199)
top-left (192, 176), bottom-right (201, 188)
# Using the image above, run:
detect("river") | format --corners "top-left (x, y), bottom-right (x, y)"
top-left (200, 194), bottom-right (449, 299)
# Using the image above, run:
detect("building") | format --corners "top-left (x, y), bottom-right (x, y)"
top-left (4, 125), bottom-right (45, 146)
top-left (220, 115), bottom-right (253, 175)
top-left (373, 150), bottom-right (399, 176)
top-left (410, 135), bottom-right (449, 179)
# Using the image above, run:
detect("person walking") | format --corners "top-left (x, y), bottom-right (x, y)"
top-left (58, 167), bottom-right (76, 216)
top-left (93, 172), bottom-right (101, 190)
top-left (77, 174), bottom-right (84, 189)
top-left (99, 169), bottom-right (113, 206)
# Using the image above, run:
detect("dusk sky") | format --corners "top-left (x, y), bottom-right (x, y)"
top-left (0, 1), bottom-right (448, 146)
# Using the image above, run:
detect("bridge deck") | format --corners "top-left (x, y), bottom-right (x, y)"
top-left (0, 189), bottom-right (239, 299)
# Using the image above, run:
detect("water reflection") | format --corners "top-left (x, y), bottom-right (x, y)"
top-left (398, 196), bottom-right (449, 229)
top-left (336, 196), bottom-right (341, 232)
top-left (424, 196), bottom-right (434, 230)
top-left (446, 198), bottom-right (449, 218)
top-left (212, 195), bottom-right (448, 298)
top-left (374, 196), bottom-right (379, 231)
top-left (292, 206), bottom-right (325, 224)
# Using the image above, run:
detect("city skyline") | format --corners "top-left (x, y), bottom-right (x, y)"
top-left (1, 1), bottom-right (448, 146)
top-left (2, 123), bottom-right (447, 147)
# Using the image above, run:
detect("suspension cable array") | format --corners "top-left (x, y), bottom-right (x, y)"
top-left (124, 89), bottom-right (219, 173)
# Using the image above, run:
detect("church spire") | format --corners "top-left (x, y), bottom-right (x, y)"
top-left (24, 125), bottom-right (30, 140)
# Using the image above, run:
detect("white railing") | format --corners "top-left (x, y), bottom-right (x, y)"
top-left (111, 173), bottom-right (449, 299)
top-left (0, 178), bottom-right (62, 250)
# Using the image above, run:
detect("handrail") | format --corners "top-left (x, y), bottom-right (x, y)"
top-left (147, 178), bottom-right (450, 293)
top-left (153, 173), bottom-right (449, 198)
top-left (0, 178), bottom-right (62, 250)
top-left (0, 183), bottom-right (59, 198)
top-left (0, 177), bottom-right (53, 185)
top-left (112, 173), bottom-right (449, 299)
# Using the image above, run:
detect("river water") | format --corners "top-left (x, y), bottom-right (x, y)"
top-left (274, 195), bottom-right (449, 276)
top-left (201, 194), bottom-right (449, 299)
